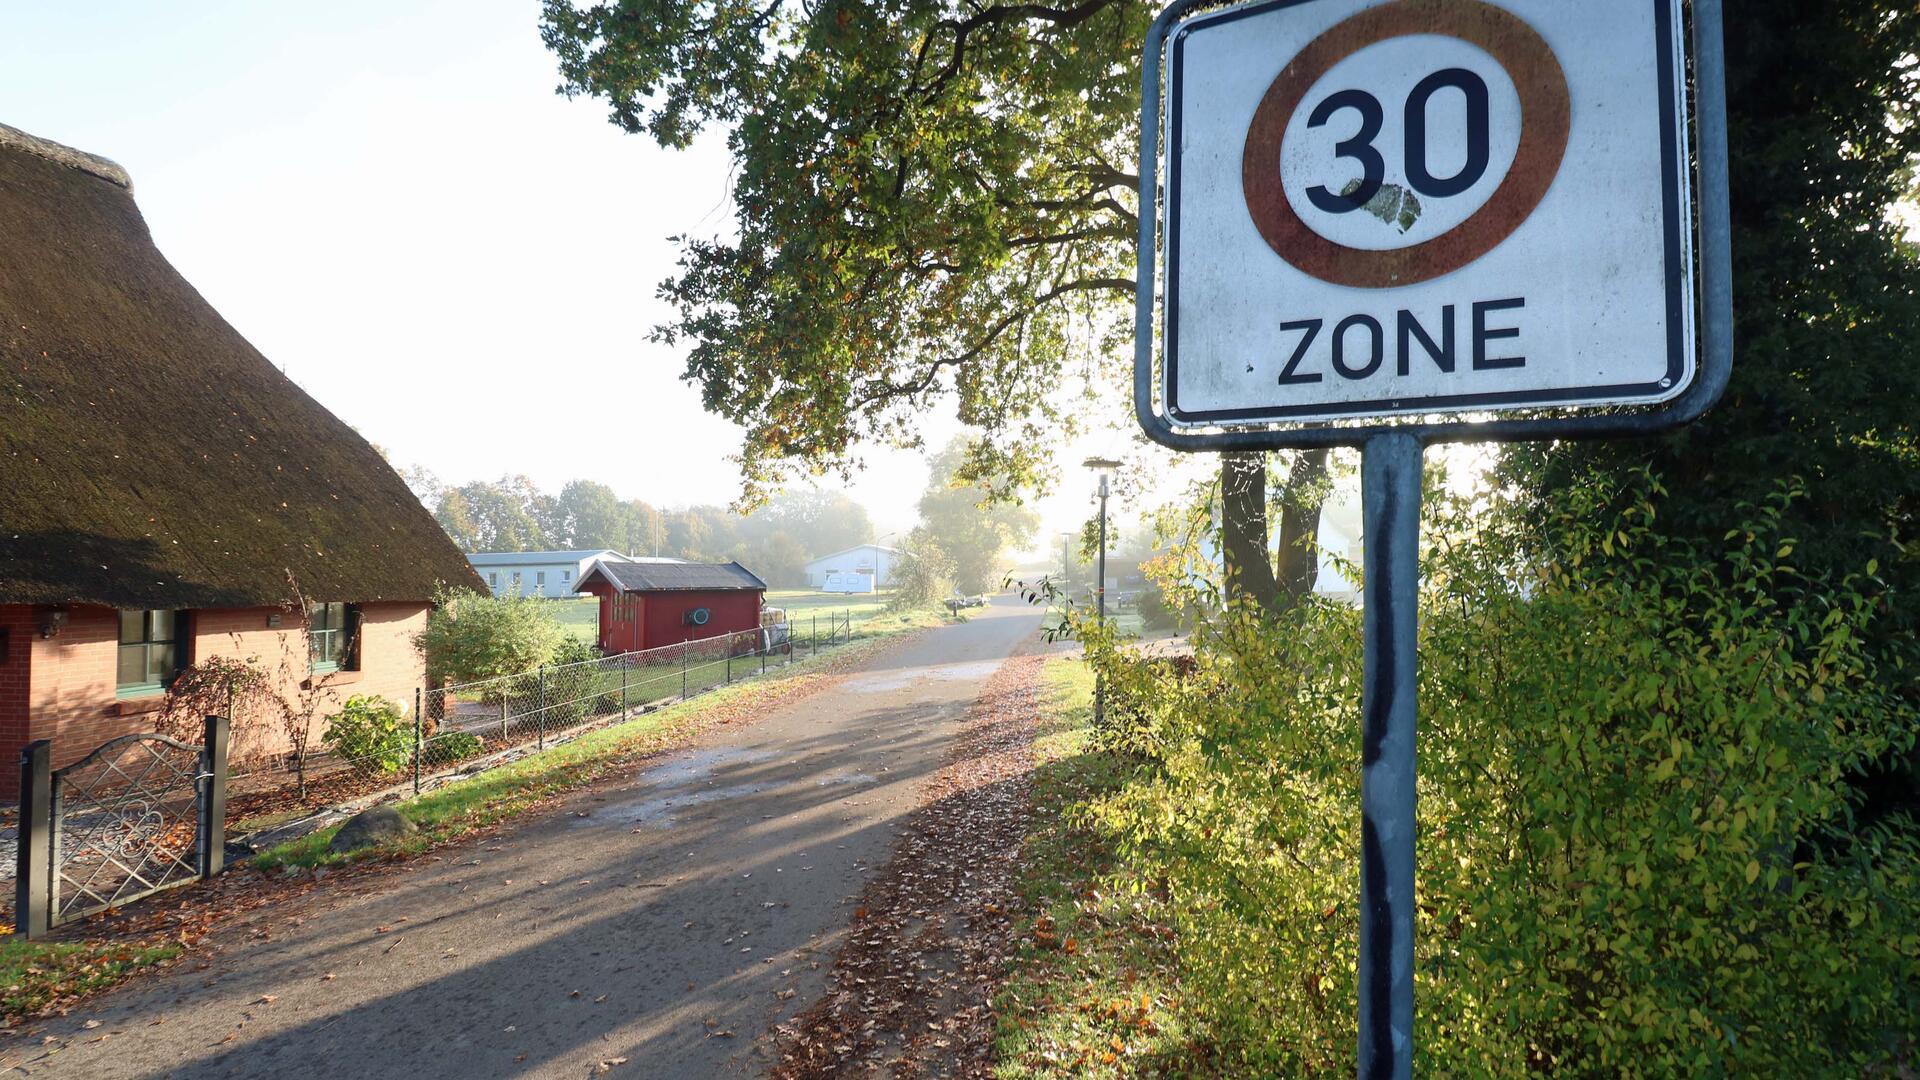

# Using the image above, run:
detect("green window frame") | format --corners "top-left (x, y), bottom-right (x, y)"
top-left (117, 609), bottom-right (183, 697)
top-left (309, 602), bottom-right (359, 673)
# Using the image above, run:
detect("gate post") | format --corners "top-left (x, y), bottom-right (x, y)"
top-left (199, 716), bottom-right (230, 879)
top-left (622, 657), bottom-right (630, 716)
top-left (15, 739), bottom-right (51, 938)
top-left (682, 641), bottom-right (689, 698)
top-left (537, 666), bottom-right (547, 751)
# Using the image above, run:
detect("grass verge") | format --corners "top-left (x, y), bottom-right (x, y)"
top-left (251, 624), bottom-right (928, 872)
top-left (0, 937), bottom-right (181, 1020)
top-left (991, 657), bottom-right (1194, 1078)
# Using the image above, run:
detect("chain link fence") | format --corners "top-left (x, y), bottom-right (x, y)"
top-left (220, 612), bottom-right (852, 828)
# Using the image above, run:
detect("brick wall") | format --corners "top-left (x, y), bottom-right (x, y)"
top-left (190, 603), bottom-right (428, 764)
top-left (0, 601), bottom-right (429, 797)
top-left (24, 605), bottom-right (128, 777)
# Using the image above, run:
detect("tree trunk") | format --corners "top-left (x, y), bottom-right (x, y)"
top-left (1274, 448), bottom-right (1331, 604)
top-left (1221, 452), bottom-right (1280, 612)
top-left (1222, 449), bottom-right (1331, 614)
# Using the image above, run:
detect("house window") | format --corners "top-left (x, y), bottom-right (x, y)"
top-left (561, 569), bottom-right (571, 582)
top-left (309, 602), bottom-right (358, 672)
top-left (488, 572), bottom-right (498, 588)
top-left (536, 571), bottom-right (546, 587)
top-left (511, 572), bottom-right (522, 593)
top-left (116, 610), bottom-right (183, 696)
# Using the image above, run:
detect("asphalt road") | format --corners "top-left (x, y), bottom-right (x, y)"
top-left (9, 595), bottom-right (1044, 1079)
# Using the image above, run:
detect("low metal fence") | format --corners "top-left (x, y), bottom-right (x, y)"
top-left (3, 613), bottom-right (860, 932)
top-left (222, 612), bottom-right (855, 823)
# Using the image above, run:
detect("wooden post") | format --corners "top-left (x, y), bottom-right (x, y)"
top-left (200, 716), bottom-right (230, 878)
top-left (15, 740), bottom-right (51, 938)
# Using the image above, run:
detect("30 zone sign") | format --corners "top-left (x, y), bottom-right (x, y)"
top-left (1162, 0), bottom-right (1694, 426)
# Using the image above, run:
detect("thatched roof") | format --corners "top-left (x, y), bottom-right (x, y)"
top-left (578, 561), bottom-right (767, 593)
top-left (0, 124), bottom-right (484, 609)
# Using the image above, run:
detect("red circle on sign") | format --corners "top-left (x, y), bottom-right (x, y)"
top-left (1241, 0), bottom-right (1570, 288)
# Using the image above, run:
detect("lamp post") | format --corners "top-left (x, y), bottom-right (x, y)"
top-left (1084, 457), bottom-right (1122, 727)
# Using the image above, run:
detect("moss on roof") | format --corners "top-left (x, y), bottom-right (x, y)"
top-left (0, 126), bottom-right (483, 608)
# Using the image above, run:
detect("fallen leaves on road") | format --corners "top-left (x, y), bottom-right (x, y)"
top-left (771, 652), bottom-right (1049, 1079)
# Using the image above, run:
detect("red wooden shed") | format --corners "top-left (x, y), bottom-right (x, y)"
top-left (575, 561), bottom-right (767, 654)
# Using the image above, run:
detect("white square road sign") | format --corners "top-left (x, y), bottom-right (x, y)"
top-left (1164, 0), bottom-right (1694, 426)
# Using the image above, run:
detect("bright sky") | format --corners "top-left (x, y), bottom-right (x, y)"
top-left (5, 0), bottom-right (1184, 551)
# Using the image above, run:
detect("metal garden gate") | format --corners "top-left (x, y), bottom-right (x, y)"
top-left (12, 715), bottom-right (228, 937)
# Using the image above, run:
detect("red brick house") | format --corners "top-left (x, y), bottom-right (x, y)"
top-left (576, 561), bottom-right (767, 654)
top-left (0, 124), bottom-right (483, 794)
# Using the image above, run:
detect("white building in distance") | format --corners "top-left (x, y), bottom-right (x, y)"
top-left (467, 549), bottom-right (685, 599)
top-left (802, 544), bottom-right (901, 590)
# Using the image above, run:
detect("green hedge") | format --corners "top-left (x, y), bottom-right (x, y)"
top-left (1080, 474), bottom-right (1919, 1075)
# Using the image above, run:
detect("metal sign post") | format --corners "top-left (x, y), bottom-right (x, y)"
top-left (1134, 1), bottom-right (1731, 1076)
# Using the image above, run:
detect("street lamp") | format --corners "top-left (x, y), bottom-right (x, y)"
top-left (1084, 457), bottom-right (1122, 728)
top-left (1083, 458), bottom-right (1122, 622)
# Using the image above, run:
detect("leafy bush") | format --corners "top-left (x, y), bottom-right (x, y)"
top-left (541, 637), bottom-right (606, 728)
top-left (1135, 576), bottom-right (1184, 633)
top-left (425, 730), bottom-right (483, 765)
top-left (320, 695), bottom-right (412, 775)
top-left (1079, 474), bottom-right (1920, 1075)
top-left (416, 589), bottom-right (565, 695)
top-left (153, 655), bottom-right (277, 758)
top-left (888, 528), bottom-right (955, 611)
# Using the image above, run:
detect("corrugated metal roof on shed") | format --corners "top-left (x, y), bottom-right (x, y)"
top-left (581, 561), bottom-right (766, 593)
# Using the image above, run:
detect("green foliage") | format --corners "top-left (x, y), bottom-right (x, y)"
top-left (888, 528), bottom-right (956, 611)
top-left (1504, 0), bottom-right (1920, 823)
top-left (541, 0), bottom-right (1144, 500)
top-left (917, 438), bottom-right (1040, 593)
top-left (1134, 576), bottom-right (1182, 634)
top-left (0, 938), bottom-right (181, 1022)
top-left (435, 474), bottom-right (550, 553)
top-left (320, 695), bottom-right (413, 775)
top-left (542, 636), bottom-right (607, 727)
top-left (424, 470), bottom-right (866, 587)
top-left (1076, 476), bottom-right (1920, 1075)
top-left (426, 730), bottom-right (483, 765)
top-left (991, 658), bottom-right (1197, 1076)
top-left (545, 478), bottom-right (666, 555)
top-left (416, 589), bottom-right (565, 692)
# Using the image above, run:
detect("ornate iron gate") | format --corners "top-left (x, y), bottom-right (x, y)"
top-left (13, 716), bottom-right (229, 937)
top-left (51, 733), bottom-right (205, 924)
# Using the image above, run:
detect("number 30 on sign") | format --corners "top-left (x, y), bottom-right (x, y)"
top-left (1161, 0), bottom-right (1694, 426)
